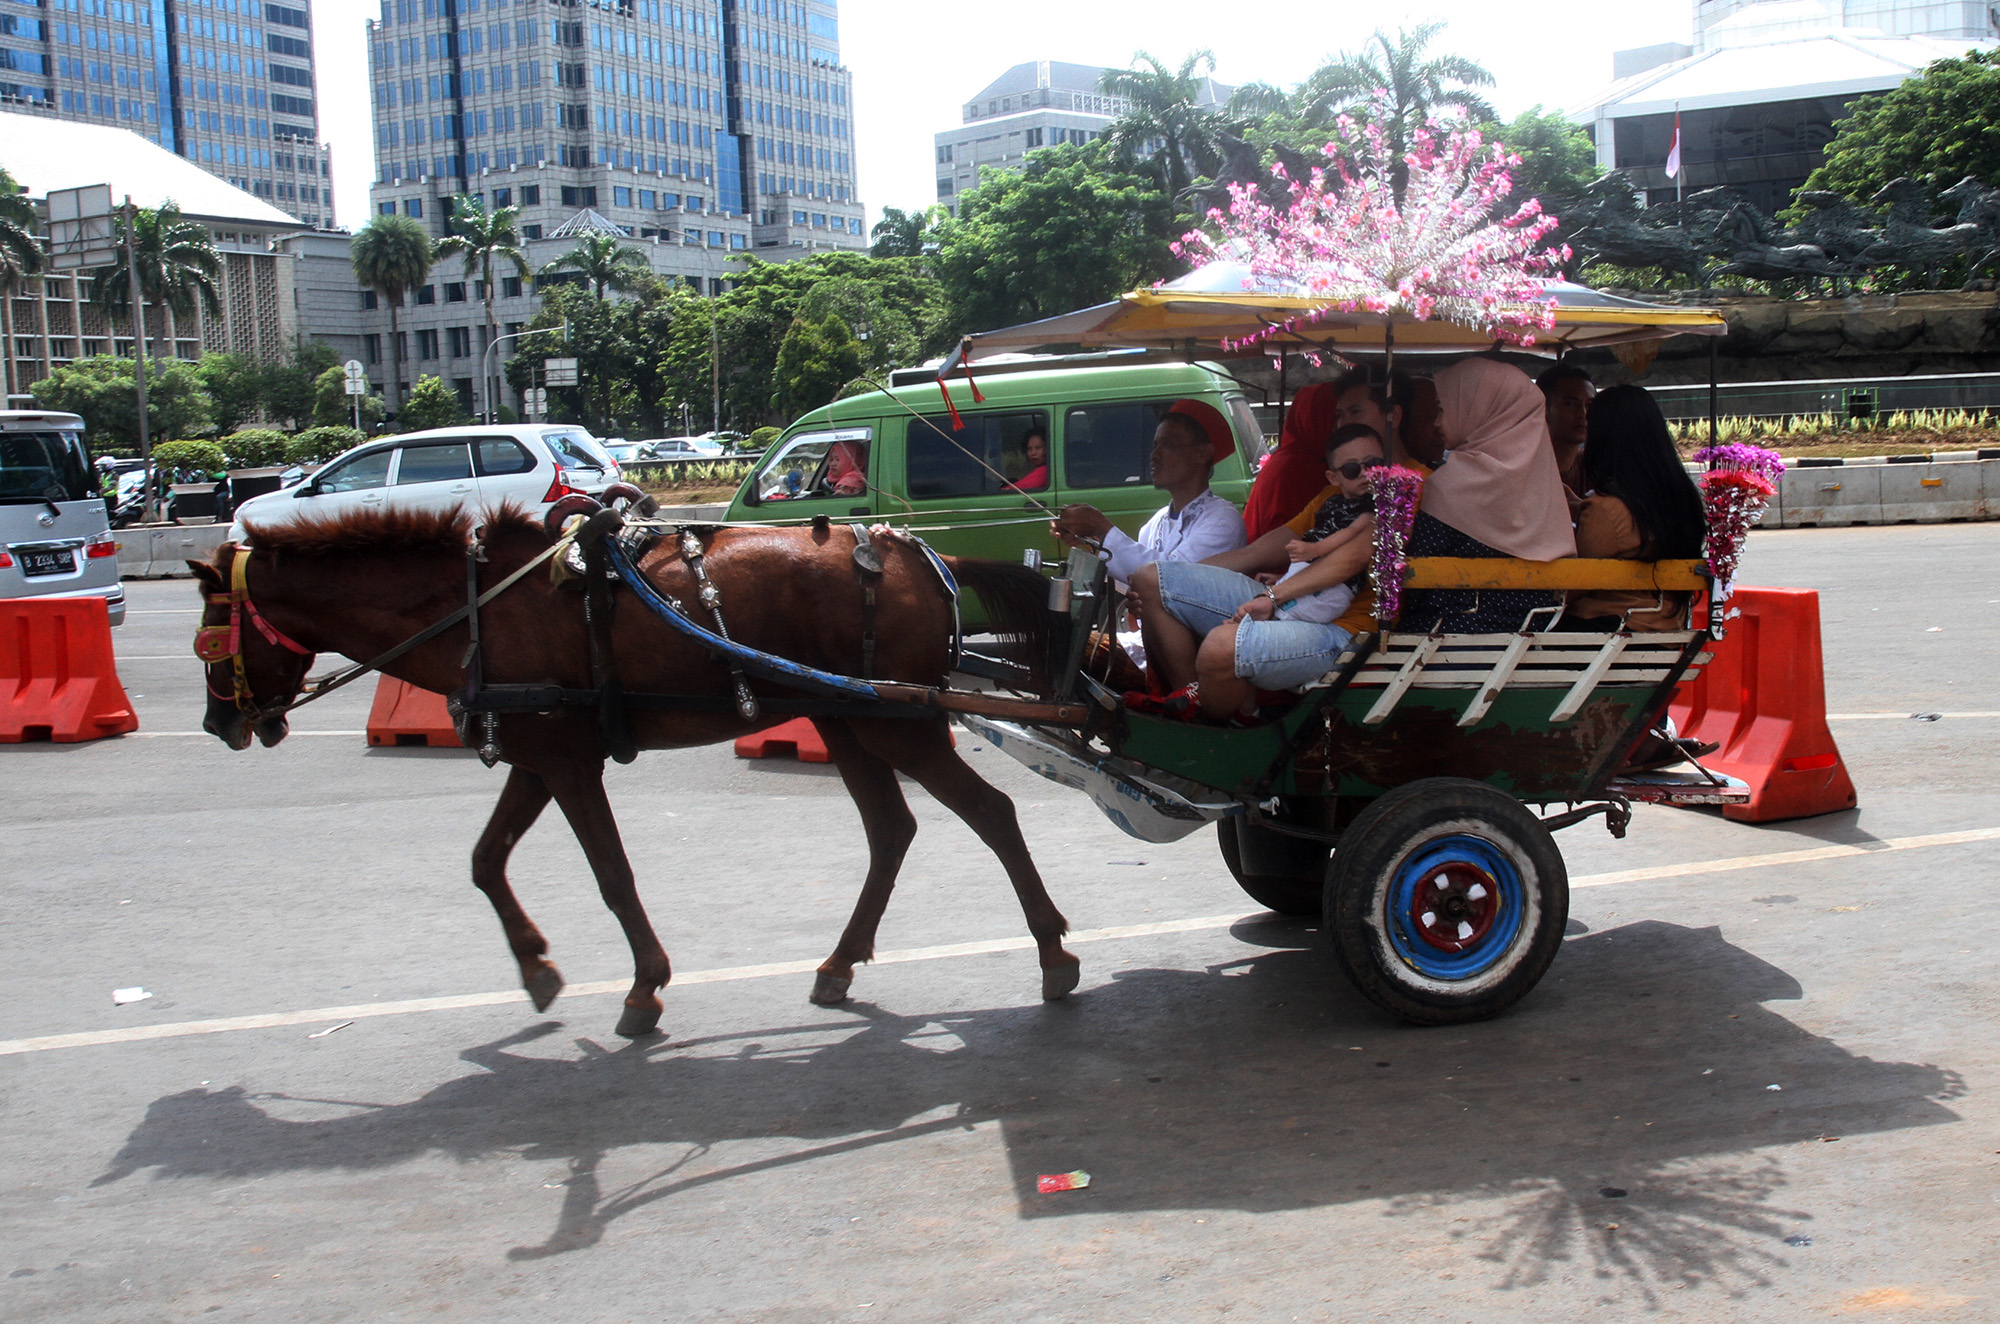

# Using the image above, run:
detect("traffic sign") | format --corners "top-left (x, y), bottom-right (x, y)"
top-left (544, 357), bottom-right (579, 387)
top-left (46, 185), bottom-right (116, 271)
top-left (343, 378), bottom-right (367, 396)
top-left (344, 359), bottom-right (367, 381)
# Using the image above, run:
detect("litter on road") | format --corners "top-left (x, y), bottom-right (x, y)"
top-left (110, 987), bottom-right (152, 1005)
top-left (306, 1021), bottom-right (354, 1039)
top-left (1037, 1171), bottom-right (1092, 1193)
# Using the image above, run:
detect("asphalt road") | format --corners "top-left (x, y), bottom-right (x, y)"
top-left (3, 523), bottom-right (1999, 1323)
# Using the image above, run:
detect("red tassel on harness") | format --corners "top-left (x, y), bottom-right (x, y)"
top-left (936, 377), bottom-right (965, 431)
top-left (963, 356), bottom-right (985, 404)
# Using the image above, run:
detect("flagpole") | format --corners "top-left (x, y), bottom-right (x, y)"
top-left (1674, 101), bottom-right (1683, 207)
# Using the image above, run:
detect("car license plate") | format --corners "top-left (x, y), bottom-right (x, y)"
top-left (20, 547), bottom-right (77, 577)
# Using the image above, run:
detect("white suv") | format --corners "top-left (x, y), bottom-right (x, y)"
top-left (231, 425), bottom-right (618, 540)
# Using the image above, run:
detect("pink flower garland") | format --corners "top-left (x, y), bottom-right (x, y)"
top-left (1172, 96), bottom-right (1568, 352)
top-left (1368, 465), bottom-right (1426, 624)
top-left (1692, 444), bottom-right (1785, 594)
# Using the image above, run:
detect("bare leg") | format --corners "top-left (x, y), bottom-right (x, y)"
top-left (1195, 622), bottom-right (1256, 719)
top-left (544, 762), bottom-right (671, 1037)
top-left (810, 717), bottom-right (918, 1005)
top-left (856, 717), bottom-right (1081, 999)
top-left (472, 765), bottom-right (564, 1011)
top-left (1131, 563), bottom-right (1199, 692)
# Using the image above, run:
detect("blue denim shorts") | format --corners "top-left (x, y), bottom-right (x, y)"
top-left (1155, 562), bottom-right (1354, 691)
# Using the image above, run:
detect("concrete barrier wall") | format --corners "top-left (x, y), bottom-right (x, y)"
top-left (1770, 457), bottom-right (1999, 528)
top-left (112, 524), bottom-right (230, 579)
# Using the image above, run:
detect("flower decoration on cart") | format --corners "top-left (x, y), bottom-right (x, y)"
top-left (1691, 443), bottom-right (1786, 600)
top-left (1366, 464), bottom-right (1426, 624)
top-left (1172, 96), bottom-right (1568, 351)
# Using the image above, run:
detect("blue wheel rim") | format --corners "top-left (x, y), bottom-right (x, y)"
top-left (1385, 834), bottom-right (1527, 981)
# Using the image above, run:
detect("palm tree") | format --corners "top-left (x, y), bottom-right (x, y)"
top-left (351, 213), bottom-right (434, 414)
top-left (88, 200), bottom-right (222, 364)
top-left (1100, 50), bottom-right (1231, 196)
top-left (435, 194), bottom-right (528, 421)
top-left (538, 232), bottom-right (651, 299)
top-left (1298, 23), bottom-right (1495, 196)
top-left (0, 166), bottom-right (42, 402)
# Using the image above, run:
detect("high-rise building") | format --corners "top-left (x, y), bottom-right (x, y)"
top-left (0, 0), bottom-right (332, 227)
top-left (363, 0), bottom-right (864, 417)
top-left (932, 61), bottom-right (1229, 215)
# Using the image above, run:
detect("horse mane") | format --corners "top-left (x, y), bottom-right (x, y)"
top-left (240, 503), bottom-right (543, 559)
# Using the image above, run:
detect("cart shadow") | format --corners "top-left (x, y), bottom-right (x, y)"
top-left (95, 920), bottom-right (1960, 1293)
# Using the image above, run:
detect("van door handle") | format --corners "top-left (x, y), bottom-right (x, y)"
top-left (848, 506), bottom-right (869, 515)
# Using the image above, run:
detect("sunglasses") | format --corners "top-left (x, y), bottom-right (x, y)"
top-left (1332, 456), bottom-right (1386, 480)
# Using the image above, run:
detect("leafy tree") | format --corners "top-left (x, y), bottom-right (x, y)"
top-left (936, 142), bottom-right (1178, 332)
top-left (260, 342), bottom-right (340, 428)
top-left (400, 374), bottom-right (467, 431)
top-left (774, 314), bottom-right (864, 415)
top-left (869, 205), bottom-right (946, 258)
top-left (87, 201), bottom-right (222, 360)
top-left (193, 352), bottom-right (265, 434)
top-left (1494, 105), bottom-right (1600, 213)
top-left (288, 425), bottom-right (364, 465)
top-left (1299, 23), bottom-right (1495, 196)
top-left (312, 364), bottom-right (385, 429)
top-left (219, 428), bottom-right (288, 467)
top-left (539, 231), bottom-right (652, 298)
top-left (1803, 49), bottom-right (2000, 205)
top-left (436, 194), bottom-right (529, 419)
top-left (29, 354), bottom-right (213, 448)
top-left (350, 214), bottom-right (433, 413)
top-left (1101, 50), bottom-right (1231, 195)
top-left (0, 165), bottom-right (42, 403)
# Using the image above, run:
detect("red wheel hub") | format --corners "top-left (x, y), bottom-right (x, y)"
top-left (1408, 862), bottom-right (1501, 953)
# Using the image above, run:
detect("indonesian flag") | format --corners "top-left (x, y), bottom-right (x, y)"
top-left (1665, 113), bottom-right (1682, 179)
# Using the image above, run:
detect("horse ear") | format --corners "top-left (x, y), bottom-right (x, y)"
top-left (188, 560), bottom-right (224, 592)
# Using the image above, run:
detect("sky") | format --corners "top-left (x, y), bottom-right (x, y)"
top-left (309, 0), bottom-right (1697, 232)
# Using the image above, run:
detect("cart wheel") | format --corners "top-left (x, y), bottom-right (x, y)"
top-left (1216, 816), bottom-right (1328, 916)
top-left (1324, 778), bottom-right (1567, 1026)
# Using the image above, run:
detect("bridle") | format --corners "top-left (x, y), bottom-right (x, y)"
top-left (194, 542), bottom-right (314, 721)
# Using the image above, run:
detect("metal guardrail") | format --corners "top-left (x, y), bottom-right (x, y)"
top-left (1649, 372), bottom-right (2000, 422)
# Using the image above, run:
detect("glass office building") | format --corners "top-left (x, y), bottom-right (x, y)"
top-left (0, 0), bottom-right (330, 226)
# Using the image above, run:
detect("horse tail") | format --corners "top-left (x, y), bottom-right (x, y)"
top-left (946, 558), bottom-right (1053, 695)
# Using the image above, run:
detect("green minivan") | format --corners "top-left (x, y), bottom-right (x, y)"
top-left (724, 360), bottom-right (1263, 562)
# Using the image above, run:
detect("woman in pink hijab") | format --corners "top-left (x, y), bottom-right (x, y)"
top-left (1398, 358), bottom-right (1577, 632)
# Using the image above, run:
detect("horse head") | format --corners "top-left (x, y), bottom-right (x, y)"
top-left (188, 543), bottom-right (316, 751)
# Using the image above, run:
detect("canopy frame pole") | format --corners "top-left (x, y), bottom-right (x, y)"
top-left (1707, 337), bottom-right (1719, 457)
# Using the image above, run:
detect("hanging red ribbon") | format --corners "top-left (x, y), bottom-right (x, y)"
top-left (936, 378), bottom-right (965, 431)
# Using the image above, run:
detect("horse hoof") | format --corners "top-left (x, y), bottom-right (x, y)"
top-left (524, 966), bottom-right (565, 1013)
top-left (809, 973), bottom-right (852, 1005)
top-left (1041, 962), bottom-right (1081, 1001)
top-left (615, 1000), bottom-right (663, 1038)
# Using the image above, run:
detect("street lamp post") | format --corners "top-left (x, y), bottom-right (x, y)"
top-left (479, 322), bottom-right (566, 423)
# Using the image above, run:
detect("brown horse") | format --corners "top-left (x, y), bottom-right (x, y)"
top-left (189, 505), bottom-right (1080, 1037)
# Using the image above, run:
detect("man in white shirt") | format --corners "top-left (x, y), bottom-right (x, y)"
top-left (1049, 399), bottom-right (1248, 666)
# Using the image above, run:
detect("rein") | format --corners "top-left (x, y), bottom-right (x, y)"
top-left (195, 532), bottom-right (574, 723)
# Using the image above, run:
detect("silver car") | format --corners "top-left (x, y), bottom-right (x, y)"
top-left (230, 424), bottom-right (620, 540)
top-left (0, 410), bottom-right (125, 625)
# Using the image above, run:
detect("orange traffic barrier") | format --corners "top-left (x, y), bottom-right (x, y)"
top-left (1669, 587), bottom-right (1857, 823)
top-left (734, 716), bottom-right (831, 763)
top-left (0, 597), bottom-right (138, 743)
top-left (366, 676), bottom-right (463, 748)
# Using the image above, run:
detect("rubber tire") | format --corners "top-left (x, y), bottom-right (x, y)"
top-left (1324, 778), bottom-right (1567, 1026)
top-left (1216, 816), bottom-right (1329, 916)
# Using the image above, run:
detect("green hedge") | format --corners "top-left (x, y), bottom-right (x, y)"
top-left (287, 425), bottom-right (364, 465)
top-left (221, 428), bottom-right (289, 467)
top-left (150, 439), bottom-right (227, 473)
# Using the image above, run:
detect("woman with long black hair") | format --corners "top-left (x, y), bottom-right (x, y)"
top-left (1563, 383), bottom-right (1707, 632)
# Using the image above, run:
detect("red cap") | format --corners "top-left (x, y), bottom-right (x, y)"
top-left (1165, 399), bottom-right (1236, 465)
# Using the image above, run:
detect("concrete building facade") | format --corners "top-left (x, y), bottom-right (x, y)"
top-left (365, 0), bottom-right (866, 416)
top-left (0, 111), bottom-right (350, 402)
top-left (0, 0), bottom-right (331, 227)
top-left (1577, 0), bottom-right (1997, 212)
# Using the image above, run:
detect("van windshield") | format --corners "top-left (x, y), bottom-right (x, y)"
top-left (0, 429), bottom-right (93, 504)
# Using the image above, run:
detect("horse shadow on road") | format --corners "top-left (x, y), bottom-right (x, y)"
top-left (94, 919), bottom-right (1961, 1299)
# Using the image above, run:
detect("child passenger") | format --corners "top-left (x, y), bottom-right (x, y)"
top-left (1264, 424), bottom-right (1384, 622)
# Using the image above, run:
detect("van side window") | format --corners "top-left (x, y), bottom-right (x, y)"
top-left (394, 442), bottom-right (473, 485)
top-left (755, 427), bottom-right (872, 502)
top-left (1063, 401), bottom-right (1176, 489)
top-left (906, 411), bottom-right (1046, 499)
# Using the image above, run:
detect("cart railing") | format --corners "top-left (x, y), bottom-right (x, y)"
top-left (1401, 557), bottom-right (1709, 592)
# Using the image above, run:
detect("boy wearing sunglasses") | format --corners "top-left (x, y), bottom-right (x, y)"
top-left (1259, 424), bottom-right (1384, 625)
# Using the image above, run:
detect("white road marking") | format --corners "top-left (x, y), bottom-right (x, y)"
top-left (128, 730), bottom-right (370, 738)
top-left (123, 609), bottom-right (203, 614)
top-left (3, 827), bottom-right (1995, 1059)
top-left (1827, 711), bottom-right (2000, 720)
